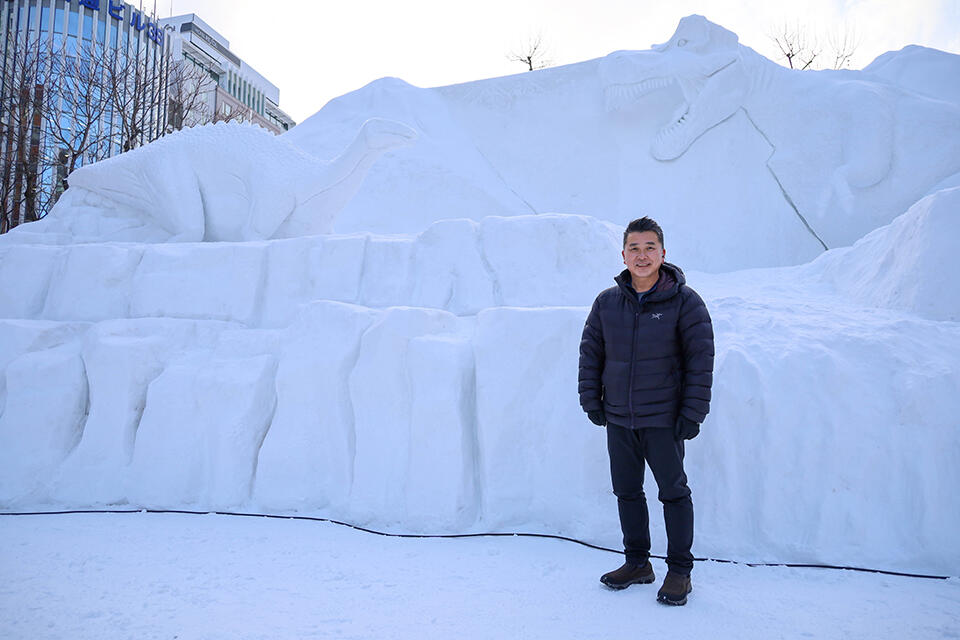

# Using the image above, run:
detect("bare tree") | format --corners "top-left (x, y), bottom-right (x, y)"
top-left (41, 40), bottom-right (115, 196)
top-left (770, 22), bottom-right (819, 70)
top-left (0, 31), bottom-right (56, 230)
top-left (212, 101), bottom-right (253, 125)
top-left (103, 40), bottom-right (169, 153)
top-left (166, 58), bottom-right (216, 131)
top-left (827, 25), bottom-right (859, 70)
top-left (769, 22), bottom-right (860, 71)
top-left (507, 33), bottom-right (553, 71)
top-left (1, 28), bottom-right (184, 233)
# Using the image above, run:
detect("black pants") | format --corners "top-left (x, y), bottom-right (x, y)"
top-left (606, 424), bottom-right (694, 575)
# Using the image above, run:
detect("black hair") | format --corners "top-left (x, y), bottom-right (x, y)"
top-left (623, 217), bottom-right (664, 248)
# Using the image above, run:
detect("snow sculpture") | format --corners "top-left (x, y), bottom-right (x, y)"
top-left (1, 16), bottom-right (960, 577)
top-left (600, 15), bottom-right (960, 249)
top-left (11, 118), bottom-right (416, 243)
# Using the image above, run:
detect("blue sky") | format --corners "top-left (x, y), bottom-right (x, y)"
top-left (166, 0), bottom-right (960, 123)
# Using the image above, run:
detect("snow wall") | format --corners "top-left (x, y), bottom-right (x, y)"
top-left (1, 15), bottom-right (959, 576)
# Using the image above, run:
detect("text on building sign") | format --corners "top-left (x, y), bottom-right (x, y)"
top-left (72, 0), bottom-right (164, 46)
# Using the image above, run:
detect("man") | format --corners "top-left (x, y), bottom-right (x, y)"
top-left (578, 216), bottom-right (714, 606)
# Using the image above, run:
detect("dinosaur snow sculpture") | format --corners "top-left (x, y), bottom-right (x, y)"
top-left (13, 118), bottom-right (416, 243)
top-left (599, 15), bottom-right (960, 249)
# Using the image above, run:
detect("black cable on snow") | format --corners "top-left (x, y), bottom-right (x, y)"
top-left (1, 508), bottom-right (951, 581)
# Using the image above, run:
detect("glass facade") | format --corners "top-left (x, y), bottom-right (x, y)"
top-left (1, 0), bottom-right (172, 229)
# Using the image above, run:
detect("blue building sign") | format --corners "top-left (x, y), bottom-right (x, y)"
top-left (70, 0), bottom-right (165, 46)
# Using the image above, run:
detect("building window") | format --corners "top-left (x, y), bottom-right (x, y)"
top-left (82, 8), bottom-right (93, 41)
top-left (40, 3), bottom-right (51, 33)
top-left (67, 5), bottom-right (77, 37)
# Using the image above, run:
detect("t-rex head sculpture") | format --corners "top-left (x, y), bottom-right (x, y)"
top-left (600, 15), bottom-right (748, 160)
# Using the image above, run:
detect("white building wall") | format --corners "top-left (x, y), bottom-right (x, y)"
top-left (160, 13), bottom-right (295, 133)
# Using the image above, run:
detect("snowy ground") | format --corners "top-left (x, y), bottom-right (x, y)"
top-left (2, 512), bottom-right (958, 640)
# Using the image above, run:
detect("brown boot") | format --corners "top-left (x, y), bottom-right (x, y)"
top-left (600, 560), bottom-right (655, 590)
top-left (657, 571), bottom-right (692, 605)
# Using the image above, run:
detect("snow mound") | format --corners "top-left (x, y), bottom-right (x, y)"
top-left (865, 45), bottom-right (960, 104)
top-left (811, 187), bottom-right (960, 321)
top-left (0, 214), bottom-right (622, 325)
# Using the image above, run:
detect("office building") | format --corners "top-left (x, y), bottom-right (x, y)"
top-left (161, 14), bottom-right (295, 134)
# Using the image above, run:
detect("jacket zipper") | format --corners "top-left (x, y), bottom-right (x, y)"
top-left (628, 306), bottom-right (639, 428)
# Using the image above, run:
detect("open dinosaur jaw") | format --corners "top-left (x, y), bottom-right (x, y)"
top-left (604, 76), bottom-right (697, 161)
top-left (604, 77), bottom-right (676, 111)
top-left (602, 76), bottom-right (695, 158)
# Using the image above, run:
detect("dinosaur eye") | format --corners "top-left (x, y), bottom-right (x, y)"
top-left (677, 39), bottom-right (688, 47)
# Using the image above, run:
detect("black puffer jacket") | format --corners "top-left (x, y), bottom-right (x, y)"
top-left (579, 263), bottom-right (714, 429)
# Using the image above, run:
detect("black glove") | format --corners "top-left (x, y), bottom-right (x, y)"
top-left (675, 415), bottom-right (700, 440)
top-left (587, 410), bottom-right (607, 427)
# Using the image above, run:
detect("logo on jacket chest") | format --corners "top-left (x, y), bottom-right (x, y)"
top-left (651, 313), bottom-right (663, 320)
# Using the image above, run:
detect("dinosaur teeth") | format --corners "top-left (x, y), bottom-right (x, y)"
top-left (656, 109), bottom-right (691, 140)
top-left (639, 77), bottom-right (671, 92)
top-left (603, 77), bottom-right (675, 111)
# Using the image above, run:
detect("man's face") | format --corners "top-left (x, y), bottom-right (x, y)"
top-left (622, 231), bottom-right (665, 283)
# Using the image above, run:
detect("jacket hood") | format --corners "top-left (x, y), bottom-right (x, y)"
top-left (615, 262), bottom-right (686, 303)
